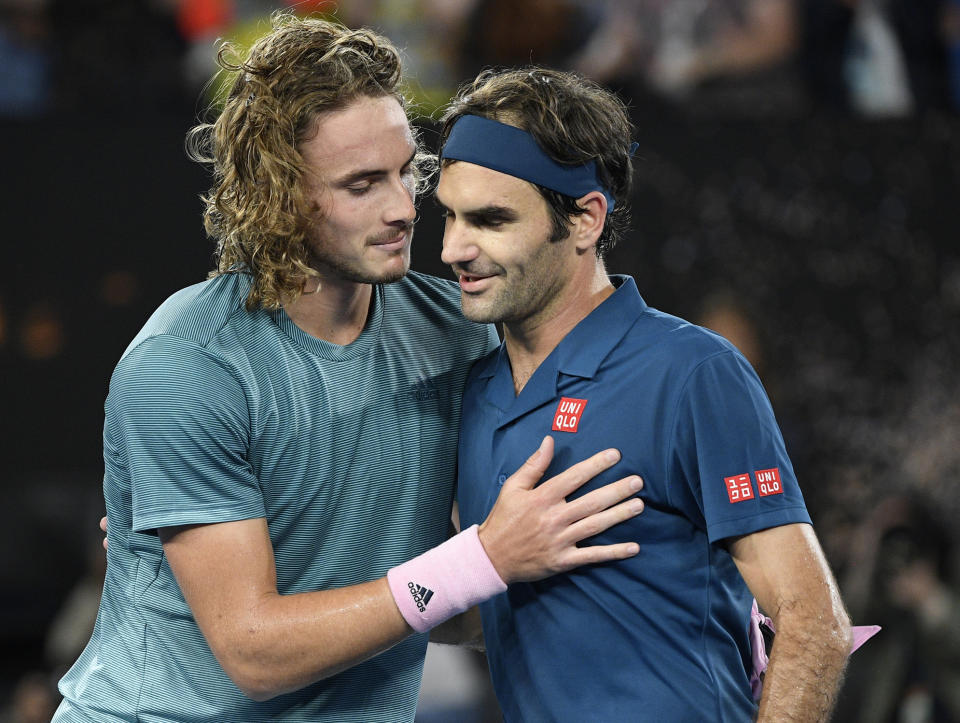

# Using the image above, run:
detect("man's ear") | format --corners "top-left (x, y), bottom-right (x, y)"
top-left (571, 191), bottom-right (607, 252)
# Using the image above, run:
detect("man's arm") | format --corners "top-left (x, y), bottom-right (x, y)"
top-left (161, 437), bottom-right (643, 701)
top-left (729, 523), bottom-right (853, 722)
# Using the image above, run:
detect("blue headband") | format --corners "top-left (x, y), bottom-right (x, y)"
top-left (441, 114), bottom-right (621, 210)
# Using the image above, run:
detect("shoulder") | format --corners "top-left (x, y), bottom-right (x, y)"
top-left (121, 273), bottom-right (253, 360)
top-left (111, 274), bottom-right (257, 395)
top-left (385, 271), bottom-right (462, 313)
top-left (384, 272), bottom-right (498, 351)
top-left (628, 304), bottom-right (743, 373)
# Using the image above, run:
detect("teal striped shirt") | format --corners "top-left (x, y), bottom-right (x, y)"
top-left (56, 271), bottom-right (498, 722)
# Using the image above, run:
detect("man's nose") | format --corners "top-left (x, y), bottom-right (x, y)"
top-left (385, 176), bottom-right (416, 226)
top-left (440, 218), bottom-right (479, 267)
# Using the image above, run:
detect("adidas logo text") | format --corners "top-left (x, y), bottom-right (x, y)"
top-left (407, 582), bottom-right (434, 612)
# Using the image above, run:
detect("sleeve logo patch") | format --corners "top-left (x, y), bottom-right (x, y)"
top-left (724, 474), bottom-right (755, 503)
top-left (552, 397), bottom-right (588, 433)
top-left (755, 468), bottom-right (783, 496)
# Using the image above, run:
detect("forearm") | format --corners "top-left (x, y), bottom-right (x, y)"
top-left (168, 440), bottom-right (641, 701)
top-left (212, 577), bottom-right (410, 700)
top-left (756, 604), bottom-right (852, 722)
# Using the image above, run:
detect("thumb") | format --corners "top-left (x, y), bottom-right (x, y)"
top-left (504, 436), bottom-right (554, 491)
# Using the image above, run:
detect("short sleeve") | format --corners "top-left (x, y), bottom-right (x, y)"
top-left (107, 335), bottom-right (266, 533)
top-left (668, 350), bottom-right (811, 543)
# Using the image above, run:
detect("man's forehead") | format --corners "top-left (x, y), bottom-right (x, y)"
top-left (300, 96), bottom-right (415, 171)
top-left (437, 160), bottom-right (537, 206)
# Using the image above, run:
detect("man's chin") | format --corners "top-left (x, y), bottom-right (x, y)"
top-left (377, 267), bottom-right (408, 285)
top-left (459, 298), bottom-right (498, 324)
top-left (331, 258), bottom-right (410, 285)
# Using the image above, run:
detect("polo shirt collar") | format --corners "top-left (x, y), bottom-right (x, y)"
top-left (478, 275), bottom-right (647, 427)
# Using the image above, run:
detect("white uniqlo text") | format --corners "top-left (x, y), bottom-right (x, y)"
top-left (552, 397), bottom-right (588, 433)
top-left (724, 474), bottom-right (754, 503)
top-left (755, 468), bottom-right (783, 497)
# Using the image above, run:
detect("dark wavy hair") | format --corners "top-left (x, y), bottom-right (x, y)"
top-left (439, 67), bottom-right (633, 258)
top-left (187, 14), bottom-right (427, 310)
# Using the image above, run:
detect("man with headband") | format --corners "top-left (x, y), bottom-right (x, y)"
top-left (53, 19), bottom-right (646, 722)
top-left (437, 67), bottom-right (860, 721)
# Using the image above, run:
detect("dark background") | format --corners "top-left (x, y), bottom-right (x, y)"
top-left (2, 0), bottom-right (960, 720)
top-left (4, 107), bottom-right (959, 705)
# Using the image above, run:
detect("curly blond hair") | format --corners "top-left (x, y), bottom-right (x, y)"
top-left (187, 14), bottom-right (418, 310)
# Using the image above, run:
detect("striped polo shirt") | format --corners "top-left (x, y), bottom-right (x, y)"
top-left (55, 271), bottom-right (498, 722)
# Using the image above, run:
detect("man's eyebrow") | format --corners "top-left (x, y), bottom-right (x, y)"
top-left (434, 198), bottom-right (519, 223)
top-left (333, 149), bottom-right (417, 186)
top-left (464, 205), bottom-right (519, 223)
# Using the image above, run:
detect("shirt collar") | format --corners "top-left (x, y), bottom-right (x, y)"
top-left (475, 275), bottom-right (648, 422)
top-left (551, 274), bottom-right (647, 378)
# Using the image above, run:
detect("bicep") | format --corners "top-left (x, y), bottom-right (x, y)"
top-left (729, 523), bottom-right (844, 620)
top-left (159, 518), bottom-right (277, 654)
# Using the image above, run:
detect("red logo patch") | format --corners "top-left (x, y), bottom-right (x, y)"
top-left (755, 468), bottom-right (783, 497)
top-left (552, 397), bottom-right (588, 433)
top-left (724, 474), bottom-right (754, 503)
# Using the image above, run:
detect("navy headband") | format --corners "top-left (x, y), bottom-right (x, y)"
top-left (441, 114), bottom-right (624, 210)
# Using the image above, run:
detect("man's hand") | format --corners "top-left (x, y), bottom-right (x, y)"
top-left (478, 436), bottom-right (643, 584)
top-left (100, 516), bottom-right (108, 551)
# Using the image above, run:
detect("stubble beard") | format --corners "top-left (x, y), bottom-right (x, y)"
top-left (460, 234), bottom-right (564, 326)
top-left (308, 229), bottom-right (413, 286)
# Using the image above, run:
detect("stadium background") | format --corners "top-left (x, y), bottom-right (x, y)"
top-left (1, 0), bottom-right (959, 720)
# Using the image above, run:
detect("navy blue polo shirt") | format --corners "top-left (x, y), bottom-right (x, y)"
top-left (457, 276), bottom-right (811, 722)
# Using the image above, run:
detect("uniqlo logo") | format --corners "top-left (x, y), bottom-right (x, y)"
top-left (755, 468), bottom-right (783, 497)
top-left (724, 474), bottom-right (754, 503)
top-left (552, 397), bottom-right (588, 433)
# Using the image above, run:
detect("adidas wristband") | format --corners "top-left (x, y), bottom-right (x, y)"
top-left (386, 524), bottom-right (507, 633)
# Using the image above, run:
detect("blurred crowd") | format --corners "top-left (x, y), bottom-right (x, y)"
top-left (2, 0), bottom-right (960, 118)
top-left (1, 1), bottom-right (959, 722)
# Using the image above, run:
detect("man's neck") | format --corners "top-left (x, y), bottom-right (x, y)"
top-left (284, 276), bottom-right (374, 346)
top-left (504, 263), bottom-right (614, 395)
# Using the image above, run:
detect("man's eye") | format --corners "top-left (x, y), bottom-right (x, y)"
top-left (347, 184), bottom-right (372, 195)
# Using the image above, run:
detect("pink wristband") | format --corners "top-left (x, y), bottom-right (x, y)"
top-left (387, 524), bottom-right (507, 633)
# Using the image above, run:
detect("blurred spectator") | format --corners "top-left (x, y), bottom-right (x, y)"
top-left (352, 0), bottom-right (476, 114)
top-left (457, 0), bottom-right (598, 83)
top-left (835, 496), bottom-right (960, 722)
top-left (645, 0), bottom-right (799, 108)
top-left (696, 290), bottom-right (765, 376)
top-left (0, 672), bottom-right (57, 723)
top-left (566, 0), bottom-right (803, 117)
top-left (0, 0), bottom-right (51, 117)
top-left (801, 0), bottom-right (952, 115)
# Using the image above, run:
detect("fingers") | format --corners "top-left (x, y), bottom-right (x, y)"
top-left (563, 475), bottom-right (643, 523)
top-left (100, 516), bottom-right (108, 533)
top-left (565, 495), bottom-right (644, 543)
top-left (538, 448), bottom-right (622, 499)
top-left (503, 436), bottom-right (555, 491)
top-left (556, 541), bottom-right (641, 571)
